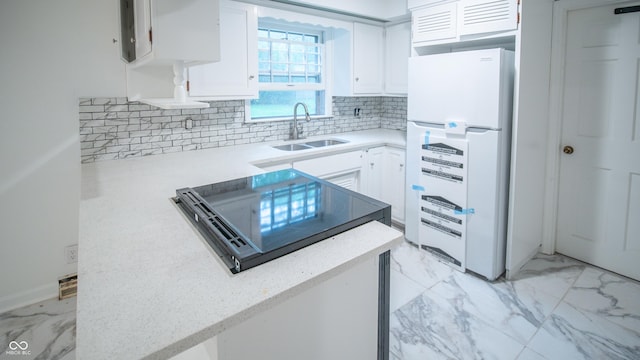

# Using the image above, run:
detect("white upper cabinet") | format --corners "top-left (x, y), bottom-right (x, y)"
top-left (334, 22), bottom-right (385, 96)
top-left (353, 22), bottom-right (385, 94)
top-left (126, 0), bottom-right (221, 67)
top-left (412, 2), bottom-right (457, 44)
top-left (458, 0), bottom-right (518, 36)
top-left (187, 1), bottom-right (258, 99)
top-left (410, 0), bottom-right (518, 49)
top-left (384, 21), bottom-right (411, 95)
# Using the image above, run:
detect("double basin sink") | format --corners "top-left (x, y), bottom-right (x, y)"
top-left (272, 139), bottom-right (348, 151)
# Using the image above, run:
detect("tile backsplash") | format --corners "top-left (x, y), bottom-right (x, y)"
top-left (79, 96), bottom-right (407, 163)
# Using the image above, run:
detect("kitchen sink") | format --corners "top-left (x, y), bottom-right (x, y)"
top-left (272, 143), bottom-right (312, 151)
top-left (272, 138), bottom-right (349, 151)
top-left (304, 139), bottom-right (348, 147)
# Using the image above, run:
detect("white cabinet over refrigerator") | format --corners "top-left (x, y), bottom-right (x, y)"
top-left (405, 48), bottom-right (514, 280)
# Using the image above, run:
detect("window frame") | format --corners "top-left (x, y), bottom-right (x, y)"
top-left (245, 20), bottom-right (333, 123)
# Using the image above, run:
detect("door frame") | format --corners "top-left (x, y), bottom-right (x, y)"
top-left (542, 0), bottom-right (635, 254)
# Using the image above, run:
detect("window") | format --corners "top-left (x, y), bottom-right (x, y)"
top-left (249, 22), bottom-right (329, 121)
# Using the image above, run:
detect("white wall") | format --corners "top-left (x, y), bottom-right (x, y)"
top-left (0, 0), bottom-right (125, 312)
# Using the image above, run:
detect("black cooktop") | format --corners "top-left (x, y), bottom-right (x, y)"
top-left (174, 169), bottom-right (391, 273)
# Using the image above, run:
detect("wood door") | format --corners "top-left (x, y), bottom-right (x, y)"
top-left (556, 2), bottom-right (640, 280)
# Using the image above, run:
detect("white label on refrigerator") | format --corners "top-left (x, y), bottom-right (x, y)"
top-left (421, 142), bottom-right (466, 184)
top-left (417, 135), bottom-right (469, 272)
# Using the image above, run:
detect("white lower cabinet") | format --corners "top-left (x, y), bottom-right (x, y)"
top-left (293, 151), bottom-right (364, 192)
top-left (385, 147), bottom-right (406, 223)
top-left (362, 146), bottom-right (406, 224)
top-left (361, 147), bottom-right (386, 199)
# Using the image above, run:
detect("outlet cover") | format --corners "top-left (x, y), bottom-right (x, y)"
top-left (65, 245), bottom-right (78, 264)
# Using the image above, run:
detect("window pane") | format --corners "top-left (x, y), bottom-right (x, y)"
top-left (290, 43), bottom-right (305, 53)
top-left (272, 75), bottom-right (289, 82)
top-left (289, 32), bottom-right (303, 42)
top-left (290, 53), bottom-right (304, 65)
top-left (304, 34), bottom-right (318, 43)
top-left (290, 64), bottom-right (305, 73)
top-left (307, 74), bottom-right (321, 83)
top-left (258, 29), bottom-right (269, 38)
top-left (258, 40), bottom-right (270, 50)
top-left (270, 30), bottom-right (287, 40)
top-left (251, 90), bottom-right (325, 119)
top-left (306, 54), bottom-right (319, 64)
top-left (272, 63), bottom-right (287, 72)
top-left (258, 62), bottom-right (270, 72)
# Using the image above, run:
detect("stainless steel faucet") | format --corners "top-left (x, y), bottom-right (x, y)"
top-left (291, 102), bottom-right (311, 140)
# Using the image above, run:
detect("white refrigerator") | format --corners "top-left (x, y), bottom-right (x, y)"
top-left (405, 48), bottom-right (514, 281)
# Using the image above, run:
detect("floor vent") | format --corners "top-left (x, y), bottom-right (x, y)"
top-left (58, 273), bottom-right (78, 300)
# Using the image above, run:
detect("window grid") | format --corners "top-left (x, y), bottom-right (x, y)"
top-left (258, 28), bottom-right (324, 85)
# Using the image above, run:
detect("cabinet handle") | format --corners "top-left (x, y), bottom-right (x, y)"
top-left (355, 77), bottom-right (360, 82)
top-left (248, 75), bottom-right (255, 80)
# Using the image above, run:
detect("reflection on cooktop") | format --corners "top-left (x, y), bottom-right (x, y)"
top-left (175, 169), bottom-right (391, 273)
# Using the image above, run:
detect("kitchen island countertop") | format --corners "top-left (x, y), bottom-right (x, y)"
top-left (76, 129), bottom-right (406, 359)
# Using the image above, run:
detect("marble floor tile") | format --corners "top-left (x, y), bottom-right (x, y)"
top-left (429, 270), bottom-right (562, 344)
top-left (563, 267), bottom-right (640, 334)
top-left (516, 348), bottom-right (547, 360)
top-left (390, 291), bottom-right (525, 360)
top-left (390, 270), bottom-right (427, 313)
top-left (509, 253), bottom-right (586, 299)
top-left (527, 301), bottom-right (640, 360)
top-left (0, 297), bottom-right (76, 360)
top-left (391, 240), bottom-right (455, 290)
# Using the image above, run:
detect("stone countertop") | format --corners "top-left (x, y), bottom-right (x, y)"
top-left (76, 129), bottom-right (406, 359)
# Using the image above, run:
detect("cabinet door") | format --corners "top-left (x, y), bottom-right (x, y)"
top-left (134, 0), bottom-right (152, 59)
top-left (361, 147), bottom-right (386, 199)
top-left (385, 148), bottom-right (406, 223)
top-left (458, 0), bottom-right (518, 36)
top-left (353, 23), bottom-right (384, 94)
top-left (187, 1), bottom-right (258, 98)
top-left (412, 2), bottom-right (457, 44)
top-left (384, 22), bottom-right (411, 95)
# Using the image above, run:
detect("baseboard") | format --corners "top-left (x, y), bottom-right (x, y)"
top-left (0, 283), bottom-right (59, 314)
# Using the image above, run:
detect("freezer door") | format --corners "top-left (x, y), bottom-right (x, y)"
top-left (408, 48), bottom-right (514, 129)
